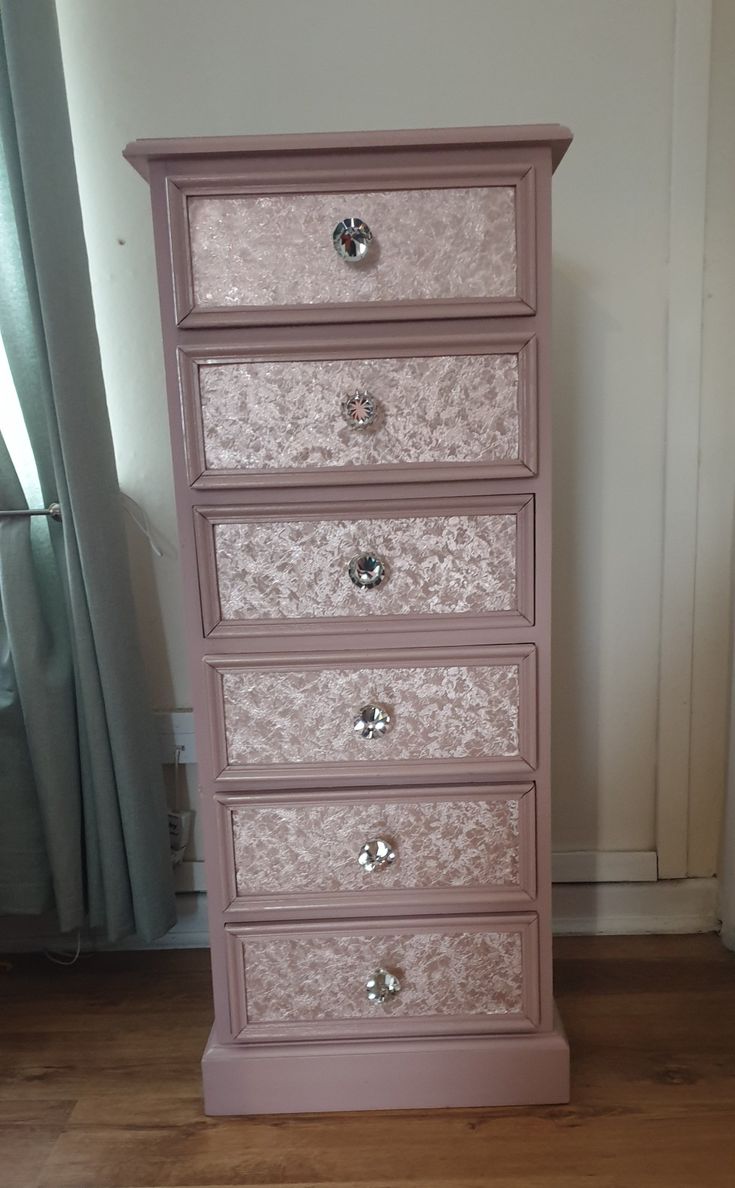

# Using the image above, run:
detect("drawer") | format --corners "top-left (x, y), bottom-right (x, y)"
top-left (170, 163), bottom-right (536, 327)
top-left (178, 333), bottom-right (537, 489)
top-left (217, 785), bottom-right (536, 916)
top-left (204, 644), bottom-right (536, 786)
top-left (224, 914), bottom-right (540, 1041)
top-left (194, 496), bottom-right (534, 637)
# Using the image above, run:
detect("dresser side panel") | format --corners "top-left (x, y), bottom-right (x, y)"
top-left (146, 160), bottom-right (234, 1042)
top-left (529, 152), bottom-right (555, 1031)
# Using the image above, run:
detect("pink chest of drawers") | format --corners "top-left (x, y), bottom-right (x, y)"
top-left (125, 124), bottom-right (572, 1114)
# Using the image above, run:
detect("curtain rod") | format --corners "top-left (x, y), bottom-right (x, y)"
top-left (0, 503), bottom-right (62, 521)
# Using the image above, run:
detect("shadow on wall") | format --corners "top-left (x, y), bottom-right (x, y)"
top-left (121, 502), bottom-right (176, 708)
top-left (551, 261), bottom-right (653, 875)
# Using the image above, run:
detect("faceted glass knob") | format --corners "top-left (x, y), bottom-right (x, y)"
top-left (358, 837), bottom-right (396, 873)
top-left (353, 703), bottom-right (391, 739)
top-left (341, 390), bottom-right (377, 429)
top-left (333, 217), bottom-right (373, 262)
top-left (365, 968), bottom-right (401, 1005)
top-left (348, 552), bottom-right (386, 590)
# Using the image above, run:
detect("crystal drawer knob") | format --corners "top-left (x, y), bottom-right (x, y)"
top-left (333, 217), bottom-right (373, 262)
top-left (358, 837), bottom-right (396, 873)
top-left (348, 552), bottom-right (386, 590)
top-left (341, 390), bottom-right (377, 429)
top-left (353, 703), bottom-right (391, 739)
top-left (365, 968), bottom-right (401, 1005)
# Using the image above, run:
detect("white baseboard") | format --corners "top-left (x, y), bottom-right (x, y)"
top-left (175, 849), bottom-right (660, 895)
top-left (552, 876), bottom-right (718, 935)
top-left (552, 849), bottom-right (658, 883)
top-left (0, 879), bottom-right (720, 953)
top-left (112, 878), bottom-right (721, 950)
top-left (173, 860), bottom-right (207, 893)
top-left (175, 848), bottom-right (662, 896)
top-left (136, 891), bottom-right (210, 949)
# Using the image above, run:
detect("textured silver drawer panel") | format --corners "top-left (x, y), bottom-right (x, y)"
top-left (179, 343), bottom-right (537, 487)
top-left (205, 646), bottom-right (537, 784)
top-left (195, 496), bottom-right (534, 636)
top-left (188, 186), bottom-right (517, 311)
top-left (225, 915), bottom-right (539, 1041)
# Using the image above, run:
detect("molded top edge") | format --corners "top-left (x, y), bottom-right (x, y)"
top-left (123, 123), bottom-right (573, 181)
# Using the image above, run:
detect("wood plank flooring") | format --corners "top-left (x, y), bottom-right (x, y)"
top-left (1, 935), bottom-right (734, 1187)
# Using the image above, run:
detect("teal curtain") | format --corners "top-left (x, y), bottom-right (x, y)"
top-left (0, 1), bottom-right (175, 941)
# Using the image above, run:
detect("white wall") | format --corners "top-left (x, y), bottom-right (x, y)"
top-left (54, 0), bottom-right (733, 880)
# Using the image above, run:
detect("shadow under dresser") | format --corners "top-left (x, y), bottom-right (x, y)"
top-left (124, 123), bottom-right (572, 1113)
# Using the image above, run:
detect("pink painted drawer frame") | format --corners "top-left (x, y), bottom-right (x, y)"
top-left (125, 125), bottom-right (572, 1110)
top-left (193, 493), bottom-right (535, 639)
top-left (214, 784), bottom-right (537, 918)
top-left (203, 643), bottom-right (537, 789)
top-left (177, 325), bottom-right (538, 490)
top-left (224, 913), bottom-right (540, 1043)
top-left (162, 148), bottom-right (539, 328)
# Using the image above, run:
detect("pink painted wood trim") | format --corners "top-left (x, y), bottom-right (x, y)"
top-left (178, 329), bottom-right (538, 490)
top-left (186, 479), bottom-right (539, 508)
top-left (214, 783), bottom-right (537, 917)
top-left (223, 913), bottom-right (540, 1043)
top-left (123, 123), bottom-right (573, 177)
top-left (164, 159), bottom-right (538, 327)
top-left (175, 318), bottom-right (537, 357)
top-left (132, 135), bottom-right (567, 1066)
top-left (193, 493), bottom-right (535, 638)
top-left (167, 159), bottom-right (535, 194)
top-left (168, 178), bottom-right (195, 326)
top-left (197, 619), bottom-right (545, 658)
top-left (516, 166), bottom-right (536, 325)
top-left (203, 643), bottom-right (538, 789)
top-left (201, 1014), bottom-right (570, 1114)
top-left (527, 150), bottom-right (554, 1035)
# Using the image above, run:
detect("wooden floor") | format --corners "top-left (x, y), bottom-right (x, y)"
top-left (1, 935), bottom-right (735, 1188)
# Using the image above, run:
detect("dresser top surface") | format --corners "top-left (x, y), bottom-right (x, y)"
top-left (123, 123), bottom-right (573, 180)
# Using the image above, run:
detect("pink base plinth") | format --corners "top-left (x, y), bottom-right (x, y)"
top-left (201, 1009), bottom-right (569, 1115)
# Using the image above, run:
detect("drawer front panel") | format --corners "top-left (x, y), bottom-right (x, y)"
top-left (225, 915), bottom-right (539, 1041)
top-left (205, 646), bottom-right (536, 783)
top-left (188, 186), bottom-right (517, 313)
top-left (219, 786), bottom-right (536, 913)
top-left (196, 496), bottom-right (534, 635)
top-left (181, 342), bottom-right (537, 487)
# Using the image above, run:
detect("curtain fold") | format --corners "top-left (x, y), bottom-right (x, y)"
top-left (0, 0), bottom-right (175, 942)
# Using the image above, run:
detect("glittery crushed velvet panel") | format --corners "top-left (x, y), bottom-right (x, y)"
top-left (213, 513), bottom-right (517, 623)
top-left (198, 353), bottom-right (520, 473)
top-left (241, 928), bottom-right (524, 1023)
top-left (221, 663), bottom-right (520, 766)
top-left (231, 796), bottom-right (521, 896)
top-left (188, 186), bottom-right (517, 308)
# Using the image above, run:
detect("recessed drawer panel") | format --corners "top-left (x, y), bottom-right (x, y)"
top-left (181, 179), bottom-right (532, 327)
top-left (204, 645), bottom-right (536, 786)
top-left (179, 339), bottom-right (537, 488)
top-left (195, 496), bottom-right (534, 637)
top-left (225, 915), bottom-right (539, 1041)
top-left (218, 786), bottom-right (536, 916)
